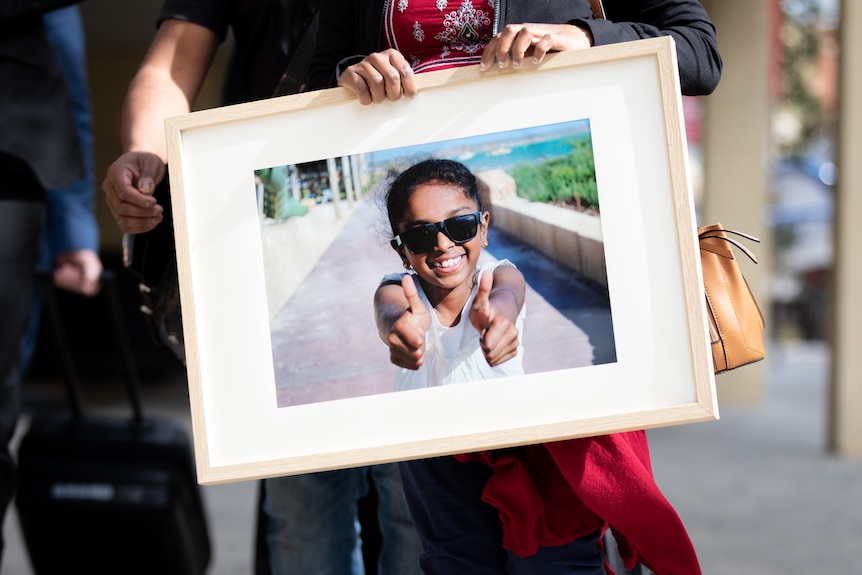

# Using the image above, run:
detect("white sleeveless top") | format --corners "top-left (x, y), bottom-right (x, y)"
top-left (383, 259), bottom-right (525, 391)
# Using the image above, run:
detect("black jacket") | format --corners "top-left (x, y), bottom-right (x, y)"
top-left (307, 0), bottom-right (722, 96)
top-left (0, 13), bottom-right (82, 192)
top-left (159, 0), bottom-right (319, 104)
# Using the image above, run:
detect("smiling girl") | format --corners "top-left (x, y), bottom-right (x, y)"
top-left (375, 158), bottom-right (526, 392)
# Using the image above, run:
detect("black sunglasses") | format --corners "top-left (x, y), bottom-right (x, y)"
top-left (391, 212), bottom-right (483, 254)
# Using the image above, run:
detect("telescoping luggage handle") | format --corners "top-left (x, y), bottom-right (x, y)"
top-left (42, 269), bottom-right (144, 423)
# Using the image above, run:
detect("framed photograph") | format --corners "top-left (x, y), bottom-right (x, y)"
top-left (166, 36), bottom-right (717, 485)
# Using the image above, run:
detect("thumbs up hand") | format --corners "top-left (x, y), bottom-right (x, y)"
top-left (469, 269), bottom-right (523, 367)
top-left (379, 274), bottom-right (431, 370)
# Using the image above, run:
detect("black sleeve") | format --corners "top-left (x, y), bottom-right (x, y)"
top-left (306, 0), bottom-right (374, 90)
top-left (572, 0), bottom-right (722, 96)
top-left (157, 0), bottom-right (232, 41)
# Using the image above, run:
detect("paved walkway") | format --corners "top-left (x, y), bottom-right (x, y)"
top-left (648, 341), bottom-right (862, 574)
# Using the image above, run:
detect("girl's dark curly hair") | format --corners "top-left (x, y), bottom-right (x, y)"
top-left (385, 158), bottom-right (483, 235)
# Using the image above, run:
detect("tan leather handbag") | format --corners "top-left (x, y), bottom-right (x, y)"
top-left (698, 224), bottom-right (766, 373)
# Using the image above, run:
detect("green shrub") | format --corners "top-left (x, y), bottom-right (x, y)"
top-left (508, 134), bottom-right (598, 211)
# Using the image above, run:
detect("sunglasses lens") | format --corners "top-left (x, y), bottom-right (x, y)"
top-left (401, 225), bottom-right (438, 254)
top-left (445, 213), bottom-right (479, 242)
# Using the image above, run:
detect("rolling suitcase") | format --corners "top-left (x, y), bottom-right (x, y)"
top-left (15, 272), bottom-right (211, 575)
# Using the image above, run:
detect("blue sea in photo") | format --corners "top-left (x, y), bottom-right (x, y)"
top-left (369, 119), bottom-right (592, 173)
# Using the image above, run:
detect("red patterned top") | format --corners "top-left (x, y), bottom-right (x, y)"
top-left (383, 0), bottom-right (497, 73)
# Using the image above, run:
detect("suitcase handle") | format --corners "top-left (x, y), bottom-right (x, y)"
top-left (43, 269), bottom-right (144, 423)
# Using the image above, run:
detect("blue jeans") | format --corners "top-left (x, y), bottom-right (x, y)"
top-left (365, 463), bottom-right (423, 574)
top-left (262, 464), bottom-right (422, 575)
top-left (399, 456), bottom-right (605, 575)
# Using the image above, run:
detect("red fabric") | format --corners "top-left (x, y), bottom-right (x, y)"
top-left (456, 431), bottom-right (701, 575)
top-left (384, 0), bottom-right (495, 73)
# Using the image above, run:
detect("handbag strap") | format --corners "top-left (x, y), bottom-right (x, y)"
top-left (590, 0), bottom-right (606, 19)
top-left (698, 227), bottom-right (760, 265)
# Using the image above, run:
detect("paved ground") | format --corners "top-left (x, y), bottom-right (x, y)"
top-left (649, 341), bottom-right (862, 574)
top-left (5, 341), bottom-right (855, 574)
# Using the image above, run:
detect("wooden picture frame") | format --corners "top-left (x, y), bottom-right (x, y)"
top-left (165, 36), bottom-right (717, 485)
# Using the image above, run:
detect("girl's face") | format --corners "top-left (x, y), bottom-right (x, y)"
top-left (395, 182), bottom-right (489, 302)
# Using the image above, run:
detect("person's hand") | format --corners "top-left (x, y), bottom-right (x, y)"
top-left (103, 151), bottom-right (166, 234)
top-left (479, 23), bottom-right (593, 71)
top-left (52, 249), bottom-right (103, 297)
top-left (384, 275), bottom-right (431, 370)
top-left (338, 49), bottom-right (417, 105)
top-left (469, 271), bottom-right (520, 367)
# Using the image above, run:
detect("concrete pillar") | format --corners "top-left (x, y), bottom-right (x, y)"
top-left (289, 164), bottom-right (302, 201)
top-left (351, 155), bottom-right (364, 199)
top-left (700, 0), bottom-right (771, 404)
top-left (326, 157), bottom-right (342, 218)
top-left (828, 1), bottom-right (862, 456)
top-left (340, 156), bottom-right (355, 205)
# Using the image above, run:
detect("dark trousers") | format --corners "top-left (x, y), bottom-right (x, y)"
top-left (399, 455), bottom-right (604, 575)
top-left (0, 198), bottom-right (45, 559)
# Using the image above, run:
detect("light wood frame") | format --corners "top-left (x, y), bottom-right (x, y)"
top-left (166, 36), bottom-right (717, 485)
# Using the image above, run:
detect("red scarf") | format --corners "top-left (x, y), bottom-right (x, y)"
top-left (457, 431), bottom-right (702, 575)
